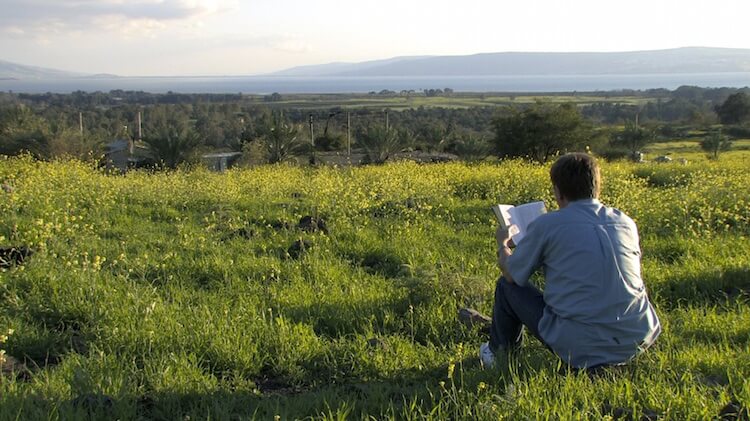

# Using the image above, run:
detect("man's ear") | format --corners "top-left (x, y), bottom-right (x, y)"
top-left (553, 185), bottom-right (569, 208)
top-left (553, 185), bottom-right (562, 201)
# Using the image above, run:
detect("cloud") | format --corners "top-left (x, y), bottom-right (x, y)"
top-left (0, 0), bottom-right (236, 36)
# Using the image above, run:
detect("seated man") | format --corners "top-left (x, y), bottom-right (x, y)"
top-left (478, 153), bottom-right (661, 369)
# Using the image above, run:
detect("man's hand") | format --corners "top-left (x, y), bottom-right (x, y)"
top-left (495, 226), bottom-right (515, 249)
top-left (495, 226), bottom-right (515, 283)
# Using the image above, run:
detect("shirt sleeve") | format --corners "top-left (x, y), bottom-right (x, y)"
top-left (506, 217), bottom-right (546, 286)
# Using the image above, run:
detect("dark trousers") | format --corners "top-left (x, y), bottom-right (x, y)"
top-left (489, 277), bottom-right (548, 351)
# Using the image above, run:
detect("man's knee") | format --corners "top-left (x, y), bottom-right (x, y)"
top-left (496, 277), bottom-right (515, 292)
top-left (495, 276), bottom-right (505, 293)
top-left (495, 277), bottom-right (514, 300)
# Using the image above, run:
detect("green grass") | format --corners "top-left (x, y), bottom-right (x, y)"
top-left (250, 93), bottom-right (656, 110)
top-left (644, 138), bottom-right (750, 162)
top-left (0, 154), bottom-right (748, 419)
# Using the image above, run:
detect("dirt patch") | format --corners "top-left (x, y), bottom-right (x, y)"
top-left (366, 337), bottom-right (390, 351)
top-left (0, 246), bottom-right (34, 269)
top-left (719, 400), bottom-right (749, 420)
top-left (358, 250), bottom-right (403, 278)
top-left (254, 376), bottom-right (306, 396)
top-left (222, 227), bottom-right (255, 240)
top-left (297, 216), bottom-right (328, 234)
top-left (601, 401), bottom-right (659, 420)
top-left (287, 239), bottom-right (312, 259)
top-left (69, 393), bottom-right (116, 415)
top-left (1, 354), bottom-right (32, 381)
top-left (267, 220), bottom-right (293, 231)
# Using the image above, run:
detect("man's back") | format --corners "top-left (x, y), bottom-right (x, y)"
top-left (507, 199), bottom-right (661, 368)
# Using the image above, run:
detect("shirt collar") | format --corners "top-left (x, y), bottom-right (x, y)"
top-left (567, 198), bottom-right (601, 207)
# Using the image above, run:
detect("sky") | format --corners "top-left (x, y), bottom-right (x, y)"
top-left (1, 0), bottom-right (749, 76)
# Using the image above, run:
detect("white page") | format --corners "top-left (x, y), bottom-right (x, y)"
top-left (507, 201), bottom-right (546, 244)
top-left (492, 204), bottom-right (515, 229)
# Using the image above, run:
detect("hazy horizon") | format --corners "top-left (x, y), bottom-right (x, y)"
top-left (7, 46), bottom-right (750, 79)
top-left (2, 0), bottom-right (749, 77)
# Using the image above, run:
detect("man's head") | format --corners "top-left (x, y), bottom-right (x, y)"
top-left (550, 153), bottom-right (601, 205)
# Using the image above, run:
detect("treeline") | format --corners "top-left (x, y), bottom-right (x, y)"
top-left (0, 86), bottom-right (749, 166)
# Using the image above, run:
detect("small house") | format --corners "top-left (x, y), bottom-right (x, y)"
top-left (103, 139), bottom-right (150, 172)
top-left (201, 152), bottom-right (242, 172)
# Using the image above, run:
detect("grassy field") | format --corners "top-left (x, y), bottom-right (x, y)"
top-left (248, 92), bottom-right (655, 110)
top-left (644, 139), bottom-right (750, 162)
top-left (0, 151), bottom-right (748, 419)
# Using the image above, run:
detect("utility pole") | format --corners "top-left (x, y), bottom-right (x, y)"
top-left (385, 109), bottom-right (389, 131)
top-left (309, 114), bottom-right (316, 165)
top-left (137, 111), bottom-right (142, 140)
top-left (309, 114), bottom-right (315, 147)
top-left (347, 111), bottom-right (351, 157)
top-left (79, 112), bottom-right (83, 135)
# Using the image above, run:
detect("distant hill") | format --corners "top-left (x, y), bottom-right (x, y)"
top-left (0, 60), bottom-right (87, 79)
top-left (271, 56), bottom-right (431, 76)
top-left (5, 47), bottom-right (750, 81)
top-left (272, 47), bottom-right (750, 77)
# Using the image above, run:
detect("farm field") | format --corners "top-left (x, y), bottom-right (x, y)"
top-left (247, 92), bottom-right (655, 111)
top-left (644, 139), bottom-right (750, 162)
top-left (0, 151), bottom-right (749, 419)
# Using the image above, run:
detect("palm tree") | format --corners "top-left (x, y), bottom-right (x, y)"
top-left (359, 125), bottom-right (404, 164)
top-left (260, 112), bottom-right (304, 164)
top-left (143, 121), bottom-right (200, 169)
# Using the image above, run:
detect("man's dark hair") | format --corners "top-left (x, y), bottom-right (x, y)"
top-left (550, 153), bottom-right (601, 201)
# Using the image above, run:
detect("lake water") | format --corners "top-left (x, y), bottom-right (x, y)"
top-left (1, 73), bottom-right (749, 94)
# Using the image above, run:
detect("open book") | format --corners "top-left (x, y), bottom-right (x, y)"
top-left (491, 201), bottom-right (547, 244)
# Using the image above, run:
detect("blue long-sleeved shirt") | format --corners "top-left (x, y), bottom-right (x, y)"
top-left (507, 198), bottom-right (661, 368)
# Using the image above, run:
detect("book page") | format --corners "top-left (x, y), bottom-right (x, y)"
top-left (491, 204), bottom-right (515, 229)
top-left (507, 201), bottom-right (547, 244)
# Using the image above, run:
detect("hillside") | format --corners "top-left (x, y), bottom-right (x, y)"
top-left (6, 47), bottom-right (750, 81)
top-left (0, 60), bottom-right (85, 80)
top-left (0, 156), bottom-right (748, 418)
top-left (273, 47), bottom-right (750, 77)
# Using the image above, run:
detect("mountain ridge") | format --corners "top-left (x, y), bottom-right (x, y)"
top-left (270, 47), bottom-right (750, 77)
top-left (4, 47), bottom-right (750, 79)
top-left (0, 59), bottom-right (87, 80)
top-left (270, 55), bottom-right (433, 76)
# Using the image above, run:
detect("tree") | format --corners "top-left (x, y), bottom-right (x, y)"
top-left (263, 92), bottom-right (283, 102)
top-left (0, 106), bottom-right (51, 158)
top-left (701, 131), bottom-right (732, 159)
top-left (611, 120), bottom-right (655, 159)
top-left (423, 88), bottom-right (444, 97)
top-left (445, 134), bottom-right (492, 161)
top-left (46, 126), bottom-right (104, 160)
top-left (715, 93), bottom-right (750, 125)
top-left (492, 102), bottom-right (594, 163)
top-left (257, 112), bottom-right (304, 164)
top-left (142, 114), bottom-right (200, 169)
top-left (358, 125), bottom-right (404, 164)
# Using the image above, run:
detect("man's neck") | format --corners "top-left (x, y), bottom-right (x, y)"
top-left (558, 197), bottom-right (603, 209)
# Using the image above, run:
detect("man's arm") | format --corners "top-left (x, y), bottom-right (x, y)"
top-left (495, 227), bottom-right (515, 283)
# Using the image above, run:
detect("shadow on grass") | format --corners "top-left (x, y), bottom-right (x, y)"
top-left (3, 342), bottom-right (676, 420)
top-left (0, 356), bottom-right (510, 420)
top-left (6, 308), bottom-right (92, 371)
top-left (650, 266), bottom-right (750, 309)
top-left (277, 274), bottom-right (461, 345)
top-left (681, 327), bottom-right (750, 347)
top-left (280, 296), bottom-right (414, 338)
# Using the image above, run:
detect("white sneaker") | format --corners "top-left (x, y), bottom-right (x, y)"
top-left (479, 342), bottom-right (496, 369)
